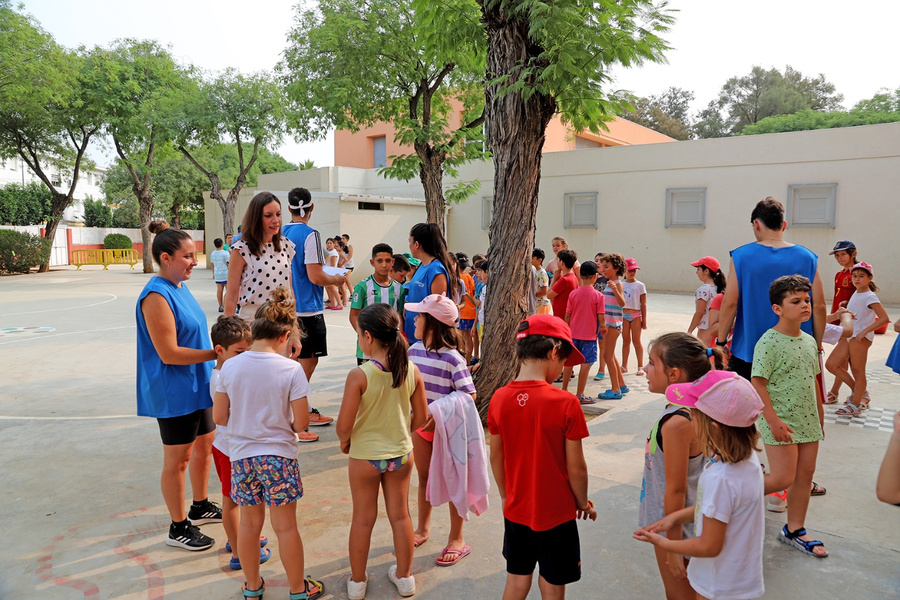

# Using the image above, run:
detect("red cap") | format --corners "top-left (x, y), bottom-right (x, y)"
top-left (516, 314), bottom-right (585, 367)
top-left (691, 256), bottom-right (720, 272)
top-left (625, 257), bottom-right (640, 271)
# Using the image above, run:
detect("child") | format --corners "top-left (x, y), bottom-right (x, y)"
top-left (621, 258), bottom-right (647, 375)
top-left (350, 243), bottom-right (403, 366)
top-left (224, 233), bottom-right (233, 252)
top-left (487, 314), bottom-right (597, 599)
top-left (688, 256), bottom-right (726, 347)
top-left (336, 304), bottom-right (428, 599)
top-left (828, 262), bottom-right (889, 416)
top-left (592, 252), bottom-right (609, 382)
top-left (598, 253), bottom-right (627, 399)
top-left (391, 254), bottom-right (412, 284)
top-left (473, 260), bottom-right (489, 343)
top-left (532, 249), bottom-right (551, 315)
top-left (209, 316), bottom-right (271, 571)
top-left (634, 370), bottom-right (766, 600)
top-left (457, 253), bottom-right (478, 364)
top-left (640, 333), bottom-right (724, 600)
top-left (405, 294), bottom-right (478, 565)
top-left (825, 240), bottom-right (858, 403)
top-left (213, 287), bottom-right (324, 600)
top-left (563, 261), bottom-right (606, 403)
top-left (210, 238), bottom-right (230, 313)
top-left (324, 238), bottom-right (343, 310)
top-left (547, 249), bottom-right (578, 318)
top-left (751, 275), bottom-right (828, 557)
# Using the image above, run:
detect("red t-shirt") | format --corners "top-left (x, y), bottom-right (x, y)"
top-left (832, 269), bottom-right (853, 313)
top-left (566, 285), bottom-right (605, 340)
top-left (551, 272), bottom-right (578, 318)
top-left (487, 380), bottom-right (590, 531)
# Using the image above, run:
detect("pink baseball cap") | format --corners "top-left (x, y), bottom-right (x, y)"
top-left (516, 314), bottom-right (585, 367)
top-left (852, 261), bottom-right (873, 276)
top-left (404, 294), bottom-right (459, 327)
top-left (690, 256), bottom-right (720, 272)
top-left (625, 257), bottom-right (640, 271)
top-left (665, 370), bottom-right (763, 428)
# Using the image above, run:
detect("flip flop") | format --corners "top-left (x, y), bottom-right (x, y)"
top-left (435, 545), bottom-right (471, 566)
top-left (810, 482), bottom-right (826, 497)
top-left (413, 537), bottom-right (429, 549)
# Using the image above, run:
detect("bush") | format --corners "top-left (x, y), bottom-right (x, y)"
top-left (104, 233), bottom-right (133, 249)
top-left (83, 198), bottom-right (112, 228)
top-left (0, 182), bottom-right (52, 225)
top-left (0, 229), bottom-right (51, 274)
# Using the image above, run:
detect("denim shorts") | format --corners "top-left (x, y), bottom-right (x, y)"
top-left (572, 338), bottom-right (597, 364)
top-left (231, 455), bottom-right (303, 507)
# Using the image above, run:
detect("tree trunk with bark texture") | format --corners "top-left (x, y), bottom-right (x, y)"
top-left (416, 140), bottom-right (447, 236)
top-left (475, 3), bottom-right (557, 418)
top-left (38, 192), bottom-right (69, 273)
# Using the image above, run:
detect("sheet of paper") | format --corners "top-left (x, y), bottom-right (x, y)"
top-left (323, 266), bottom-right (349, 277)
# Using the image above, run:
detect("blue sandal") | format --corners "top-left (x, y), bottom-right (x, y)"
top-left (598, 389), bottom-right (623, 400)
top-left (289, 576), bottom-right (324, 600)
top-left (242, 577), bottom-right (265, 599)
top-left (778, 525), bottom-right (828, 558)
top-left (226, 536), bottom-right (268, 552)
top-left (230, 547), bottom-right (272, 570)
top-left (620, 385), bottom-right (630, 394)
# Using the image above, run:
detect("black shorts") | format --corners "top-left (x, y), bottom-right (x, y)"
top-left (157, 408), bottom-right (215, 446)
top-left (728, 355), bottom-right (753, 381)
top-left (297, 314), bottom-right (327, 359)
top-left (503, 518), bottom-right (581, 586)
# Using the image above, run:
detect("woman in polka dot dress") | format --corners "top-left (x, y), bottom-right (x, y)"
top-left (224, 192), bottom-right (296, 324)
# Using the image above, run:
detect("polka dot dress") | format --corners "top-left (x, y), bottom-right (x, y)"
top-left (233, 239), bottom-right (296, 315)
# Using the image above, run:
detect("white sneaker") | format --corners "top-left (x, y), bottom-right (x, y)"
top-left (388, 565), bottom-right (416, 597)
top-left (766, 491), bottom-right (787, 513)
top-left (347, 573), bottom-right (367, 600)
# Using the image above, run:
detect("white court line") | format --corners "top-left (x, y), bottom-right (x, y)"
top-left (0, 325), bottom-right (132, 345)
top-left (0, 415), bottom-right (137, 421)
top-left (0, 293), bottom-right (118, 316)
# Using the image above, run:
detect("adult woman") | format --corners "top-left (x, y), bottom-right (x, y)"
top-left (136, 221), bottom-right (219, 551)
top-left (403, 223), bottom-right (458, 342)
top-left (224, 191), bottom-right (296, 321)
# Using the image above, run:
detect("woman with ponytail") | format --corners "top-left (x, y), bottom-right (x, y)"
top-left (336, 304), bottom-right (428, 599)
top-left (403, 223), bottom-right (458, 342)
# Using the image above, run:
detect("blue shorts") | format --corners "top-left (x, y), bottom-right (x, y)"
top-left (459, 318), bottom-right (475, 331)
top-left (231, 455), bottom-right (303, 507)
top-left (572, 338), bottom-right (597, 364)
top-left (215, 280), bottom-right (227, 285)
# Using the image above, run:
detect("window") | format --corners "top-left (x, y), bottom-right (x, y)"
top-left (358, 202), bottom-right (383, 211)
top-left (482, 196), bottom-right (493, 230)
top-left (665, 188), bottom-right (705, 228)
top-left (787, 184), bottom-right (836, 228)
top-left (372, 135), bottom-right (386, 168)
top-left (564, 192), bottom-right (597, 229)
top-left (575, 136), bottom-right (602, 149)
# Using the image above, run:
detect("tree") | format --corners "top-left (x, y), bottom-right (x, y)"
top-left (474, 0), bottom-right (672, 414)
top-left (0, 182), bottom-right (52, 225)
top-left (853, 87), bottom-right (900, 113)
top-left (696, 65), bottom-right (844, 137)
top-left (0, 3), bottom-right (101, 270)
top-left (174, 69), bottom-right (286, 237)
top-left (742, 107), bottom-right (900, 135)
top-left (281, 0), bottom-right (487, 235)
top-left (83, 40), bottom-right (195, 272)
top-left (624, 87), bottom-right (694, 140)
top-left (82, 196), bottom-right (112, 227)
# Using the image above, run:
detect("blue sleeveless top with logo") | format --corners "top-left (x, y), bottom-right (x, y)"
top-left (403, 259), bottom-right (450, 342)
top-left (282, 221), bottom-right (325, 314)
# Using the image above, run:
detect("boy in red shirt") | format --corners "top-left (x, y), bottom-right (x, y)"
top-left (563, 261), bottom-right (607, 402)
top-left (547, 249), bottom-right (578, 318)
top-left (488, 314), bottom-right (598, 599)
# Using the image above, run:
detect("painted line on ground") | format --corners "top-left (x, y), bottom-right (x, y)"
top-left (0, 293), bottom-right (118, 316)
top-left (0, 415), bottom-right (138, 421)
top-left (0, 325), bottom-right (132, 345)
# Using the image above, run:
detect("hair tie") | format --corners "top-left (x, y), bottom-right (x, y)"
top-left (706, 347), bottom-right (714, 357)
top-left (395, 327), bottom-right (401, 332)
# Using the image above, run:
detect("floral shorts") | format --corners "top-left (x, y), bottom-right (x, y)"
top-left (368, 452), bottom-right (412, 474)
top-left (231, 455), bottom-right (303, 507)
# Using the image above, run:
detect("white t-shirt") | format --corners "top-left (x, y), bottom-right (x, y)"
top-left (695, 283), bottom-right (717, 330)
top-left (847, 289), bottom-right (880, 341)
top-left (216, 351), bottom-right (310, 461)
top-left (622, 280), bottom-right (647, 310)
top-left (687, 453), bottom-right (765, 600)
top-left (210, 369), bottom-right (229, 456)
top-left (478, 285), bottom-right (487, 325)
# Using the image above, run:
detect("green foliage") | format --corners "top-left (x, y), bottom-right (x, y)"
top-left (623, 87), bottom-right (694, 140)
top-left (0, 182), bottom-right (52, 225)
top-left (82, 196), bottom-right (112, 227)
top-left (742, 108), bottom-right (900, 135)
top-left (103, 233), bottom-right (133, 249)
top-left (0, 228), bottom-right (50, 273)
top-left (853, 87), bottom-right (900, 113)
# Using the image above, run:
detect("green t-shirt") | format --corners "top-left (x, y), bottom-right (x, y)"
top-left (351, 275), bottom-right (403, 359)
top-left (751, 329), bottom-right (823, 445)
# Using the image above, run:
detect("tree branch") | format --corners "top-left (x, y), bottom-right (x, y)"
top-left (178, 145), bottom-right (212, 178)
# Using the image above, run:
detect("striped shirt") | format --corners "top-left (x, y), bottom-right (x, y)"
top-left (603, 284), bottom-right (624, 327)
top-left (408, 343), bottom-right (476, 404)
top-left (351, 275), bottom-right (403, 359)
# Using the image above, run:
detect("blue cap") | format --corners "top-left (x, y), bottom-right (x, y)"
top-left (829, 240), bottom-right (856, 255)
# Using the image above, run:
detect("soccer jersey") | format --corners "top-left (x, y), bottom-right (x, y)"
top-left (351, 275), bottom-right (403, 359)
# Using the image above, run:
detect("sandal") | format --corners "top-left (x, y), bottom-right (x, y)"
top-left (810, 482), bottom-right (826, 497)
top-left (598, 389), bottom-right (623, 400)
top-left (636, 368), bottom-right (645, 376)
top-left (620, 385), bottom-right (630, 394)
top-left (230, 547), bottom-right (272, 570)
top-left (824, 391), bottom-right (839, 404)
top-left (778, 525), bottom-right (828, 558)
top-left (578, 395), bottom-right (596, 405)
top-left (836, 403), bottom-right (862, 417)
top-left (288, 576), bottom-right (324, 600)
top-left (844, 391), bottom-right (870, 405)
top-left (435, 545), bottom-right (471, 566)
top-left (226, 536), bottom-right (268, 553)
top-left (242, 577), bottom-right (265, 599)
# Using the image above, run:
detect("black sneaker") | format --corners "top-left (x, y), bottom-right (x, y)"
top-left (166, 522), bottom-right (214, 551)
top-left (188, 499), bottom-right (223, 525)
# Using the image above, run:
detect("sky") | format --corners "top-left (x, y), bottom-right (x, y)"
top-left (19, 0), bottom-right (899, 168)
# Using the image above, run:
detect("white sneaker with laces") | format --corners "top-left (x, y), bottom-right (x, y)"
top-left (347, 573), bottom-right (367, 600)
top-left (388, 565), bottom-right (415, 597)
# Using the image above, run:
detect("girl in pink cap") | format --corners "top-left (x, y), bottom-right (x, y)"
top-left (621, 257), bottom-right (648, 375)
top-left (687, 256), bottom-right (726, 347)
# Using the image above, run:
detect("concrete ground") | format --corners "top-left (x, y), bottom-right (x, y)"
top-left (1, 266), bottom-right (898, 599)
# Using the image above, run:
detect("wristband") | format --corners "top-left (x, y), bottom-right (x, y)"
top-left (715, 338), bottom-right (728, 347)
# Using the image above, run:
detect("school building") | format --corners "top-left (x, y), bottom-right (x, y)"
top-left (204, 121), bottom-right (900, 303)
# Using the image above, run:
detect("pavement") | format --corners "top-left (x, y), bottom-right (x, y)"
top-left (1, 265), bottom-right (898, 599)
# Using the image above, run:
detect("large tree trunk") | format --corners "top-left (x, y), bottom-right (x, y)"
top-left (416, 141), bottom-right (446, 235)
top-left (475, 3), bottom-right (557, 418)
top-left (37, 191), bottom-right (71, 272)
top-left (138, 189), bottom-right (153, 273)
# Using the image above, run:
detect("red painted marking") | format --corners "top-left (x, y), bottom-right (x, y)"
top-left (37, 536), bottom-right (101, 598)
top-left (51, 577), bottom-right (99, 598)
top-left (115, 530), bottom-right (166, 600)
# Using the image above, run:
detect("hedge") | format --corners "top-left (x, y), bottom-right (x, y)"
top-left (103, 233), bottom-right (134, 249)
top-left (0, 229), bottom-right (51, 274)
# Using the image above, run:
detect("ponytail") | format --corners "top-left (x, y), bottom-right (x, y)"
top-left (713, 269), bottom-right (727, 294)
top-left (357, 304), bottom-right (409, 388)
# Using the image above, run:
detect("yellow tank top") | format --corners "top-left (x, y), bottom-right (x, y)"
top-left (349, 360), bottom-right (416, 460)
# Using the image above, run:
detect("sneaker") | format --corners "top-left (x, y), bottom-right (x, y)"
top-left (766, 490), bottom-right (787, 513)
top-left (388, 565), bottom-right (416, 597)
top-left (188, 499), bottom-right (222, 525)
top-left (347, 573), bottom-right (368, 600)
top-left (166, 522), bottom-right (214, 551)
top-left (307, 407), bottom-right (334, 427)
top-left (298, 429), bottom-right (319, 443)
